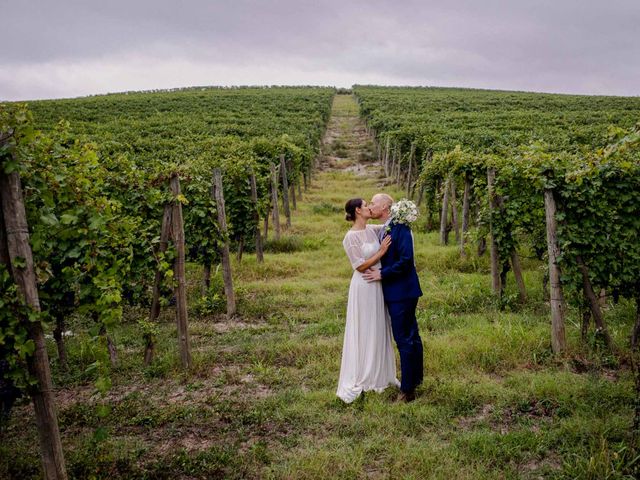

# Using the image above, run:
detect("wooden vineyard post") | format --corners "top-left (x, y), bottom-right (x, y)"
top-left (169, 174), bottom-right (191, 369)
top-left (105, 323), bottom-right (118, 368)
top-left (145, 198), bottom-right (198, 366)
top-left (52, 304), bottom-right (72, 368)
top-left (435, 179), bottom-right (442, 226)
top-left (599, 288), bottom-right (608, 310)
top-left (633, 294), bottom-right (640, 348)
top-left (576, 255), bottom-right (613, 349)
top-left (202, 262), bottom-right (212, 297)
top-left (236, 237), bottom-right (245, 263)
top-left (250, 170), bottom-right (264, 263)
top-left (270, 162), bottom-right (281, 240)
top-left (411, 155), bottom-right (420, 199)
top-left (384, 137), bottom-right (391, 176)
top-left (487, 168), bottom-right (501, 294)
top-left (450, 177), bottom-right (460, 244)
top-left (213, 168), bottom-right (237, 317)
top-left (263, 215), bottom-right (269, 241)
top-left (0, 204), bottom-right (7, 268)
top-left (287, 156), bottom-right (297, 211)
top-left (406, 143), bottom-right (415, 199)
top-left (510, 251), bottom-right (528, 303)
top-left (280, 154), bottom-right (292, 228)
top-left (395, 146), bottom-right (402, 185)
top-left (439, 177), bottom-right (450, 245)
top-left (416, 185), bottom-right (425, 207)
top-left (418, 150), bottom-right (432, 209)
top-left (477, 238), bottom-right (487, 257)
top-left (290, 182), bottom-right (297, 211)
top-left (461, 171), bottom-right (471, 258)
top-left (544, 188), bottom-right (567, 354)
top-left (389, 143), bottom-right (396, 180)
top-left (0, 166), bottom-right (68, 480)
top-left (581, 296), bottom-right (591, 342)
top-left (405, 158), bottom-right (412, 198)
top-left (149, 205), bottom-right (172, 322)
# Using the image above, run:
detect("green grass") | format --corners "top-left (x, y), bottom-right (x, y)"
top-left (1, 95), bottom-right (638, 479)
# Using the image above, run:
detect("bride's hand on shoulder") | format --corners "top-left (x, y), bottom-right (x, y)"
top-left (379, 235), bottom-right (391, 254)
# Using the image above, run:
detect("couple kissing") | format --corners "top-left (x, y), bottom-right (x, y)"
top-left (337, 193), bottom-right (423, 404)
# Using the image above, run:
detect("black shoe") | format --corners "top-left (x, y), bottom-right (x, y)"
top-left (396, 390), bottom-right (416, 403)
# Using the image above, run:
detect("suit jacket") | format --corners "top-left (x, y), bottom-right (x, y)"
top-left (380, 222), bottom-right (423, 302)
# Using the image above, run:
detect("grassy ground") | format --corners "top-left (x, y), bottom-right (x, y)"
top-left (1, 95), bottom-right (638, 479)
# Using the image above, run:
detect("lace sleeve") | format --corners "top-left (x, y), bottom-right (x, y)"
top-left (343, 233), bottom-right (365, 270)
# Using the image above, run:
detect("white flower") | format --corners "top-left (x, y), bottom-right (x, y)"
top-left (390, 199), bottom-right (418, 225)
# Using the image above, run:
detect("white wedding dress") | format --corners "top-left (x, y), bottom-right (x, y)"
top-left (337, 225), bottom-right (400, 403)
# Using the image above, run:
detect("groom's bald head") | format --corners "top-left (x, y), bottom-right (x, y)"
top-left (370, 193), bottom-right (394, 220)
top-left (372, 193), bottom-right (393, 208)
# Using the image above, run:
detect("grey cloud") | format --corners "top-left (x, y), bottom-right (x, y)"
top-left (2, 0), bottom-right (639, 99)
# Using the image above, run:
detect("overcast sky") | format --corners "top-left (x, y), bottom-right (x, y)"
top-left (2, 0), bottom-right (639, 100)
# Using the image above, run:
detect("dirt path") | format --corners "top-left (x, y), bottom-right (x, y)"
top-left (319, 94), bottom-right (381, 177)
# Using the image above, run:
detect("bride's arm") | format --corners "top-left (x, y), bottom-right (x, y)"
top-left (353, 236), bottom-right (391, 273)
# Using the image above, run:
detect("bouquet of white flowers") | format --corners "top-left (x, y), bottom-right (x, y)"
top-left (390, 199), bottom-right (418, 225)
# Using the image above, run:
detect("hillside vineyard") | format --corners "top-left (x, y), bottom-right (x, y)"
top-left (354, 85), bottom-right (640, 353)
top-left (1, 85), bottom-right (640, 479)
top-left (0, 87), bottom-right (334, 479)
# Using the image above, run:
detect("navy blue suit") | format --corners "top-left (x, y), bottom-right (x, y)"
top-left (380, 222), bottom-right (423, 393)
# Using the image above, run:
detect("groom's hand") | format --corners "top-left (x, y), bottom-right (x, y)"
top-left (362, 268), bottom-right (381, 282)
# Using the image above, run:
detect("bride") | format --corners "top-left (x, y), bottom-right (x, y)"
top-left (337, 198), bottom-right (400, 403)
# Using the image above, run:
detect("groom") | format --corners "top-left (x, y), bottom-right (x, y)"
top-left (364, 193), bottom-right (423, 402)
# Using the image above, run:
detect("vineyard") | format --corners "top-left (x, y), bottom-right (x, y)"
top-left (355, 85), bottom-right (640, 352)
top-left (1, 85), bottom-right (640, 479)
top-left (1, 87), bottom-right (334, 478)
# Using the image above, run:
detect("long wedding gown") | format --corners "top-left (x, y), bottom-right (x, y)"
top-left (337, 225), bottom-right (399, 403)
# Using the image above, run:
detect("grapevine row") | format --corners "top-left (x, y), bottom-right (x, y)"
top-left (0, 87), bottom-right (334, 478)
top-left (354, 85), bottom-right (640, 352)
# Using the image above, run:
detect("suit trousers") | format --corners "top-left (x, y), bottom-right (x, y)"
top-left (387, 298), bottom-right (423, 393)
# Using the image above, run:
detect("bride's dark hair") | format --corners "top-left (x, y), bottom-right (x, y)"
top-left (345, 198), bottom-right (363, 222)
